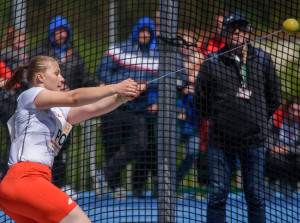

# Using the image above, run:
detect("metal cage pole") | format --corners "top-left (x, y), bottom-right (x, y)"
top-left (11, 0), bottom-right (27, 32)
top-left (157, 1), bottom-right (178, 222)
top-left (109, 0), bottom-right (117, 46)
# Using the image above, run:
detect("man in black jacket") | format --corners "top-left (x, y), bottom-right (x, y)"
top-left (194, 12), bottom-right (281, 223)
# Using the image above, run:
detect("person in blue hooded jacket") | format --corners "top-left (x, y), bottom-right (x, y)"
top-left (30, 15), bottom-right (98, 198)
top-left (97, 17), bottom-right (187, 198)
top-left (30, 15), bottom-right (98, 90)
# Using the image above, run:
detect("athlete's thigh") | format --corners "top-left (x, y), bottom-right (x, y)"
top-left (0, 204), bottom-right (39, 223)
top-left (20, 176), bottom-right (77, 222)
top-left (2, 175), bottom-right (77, 223)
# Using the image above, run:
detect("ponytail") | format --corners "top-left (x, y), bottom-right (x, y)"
top-left (3, 56), bottom-right (57, 92)
top-left (4, 64), bottom-right (27, 92)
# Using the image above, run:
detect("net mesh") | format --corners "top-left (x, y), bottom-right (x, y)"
top-left (0, 0), bottom-right (300, 222)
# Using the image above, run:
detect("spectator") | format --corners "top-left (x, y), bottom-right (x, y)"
top-left (193, 11), bottom-right (228, 188)
top-left (0, 59), bottom-right (13, 88)
top-left (197, 10), bottom-right (227, 57)
top-left (97, 17), bottom-right (187, 199)
top-left (154, 10), bottom-right (160, 36)
top-left (30, 15), bottom-right (98, 198)
top-left (0, 27), bottom-right (29, 96)
top-left (1, 28), bottom-right (28, 71)
top-left (30, 15), bottom-right (97, 90)
top-left (0, 59), bottom-right (13, 183)
top-left (265, 96), bottom-right (300, 199)
top-left (194, 12), bottom-right (281, 222)
top-left (176, 29), bottom-right (203, 192)
top-left (0, 28), bottom-right (29, 183)
top-left (97, 17), bottom-right (160, 199)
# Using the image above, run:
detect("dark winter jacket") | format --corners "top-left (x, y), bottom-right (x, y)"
top-left (30, 15), bottom-right (97, 89)
top-left (194, 44), bottom-right (281, 148)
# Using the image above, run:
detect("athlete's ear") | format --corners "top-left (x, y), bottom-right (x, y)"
top-left (36, 73), bottom-right (45, 83)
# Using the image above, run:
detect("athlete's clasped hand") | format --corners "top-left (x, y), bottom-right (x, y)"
top-left (113, 78), bottom-right (139, 97)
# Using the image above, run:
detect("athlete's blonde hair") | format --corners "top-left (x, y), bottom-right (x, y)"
top-left (4, 56), bottom-right (57, 92)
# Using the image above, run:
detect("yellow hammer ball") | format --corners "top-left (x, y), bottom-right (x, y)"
top-left (283, 18), bottom-right (299, 35)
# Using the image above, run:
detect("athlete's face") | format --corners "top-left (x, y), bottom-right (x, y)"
top-left (42, 62), bottom-right (65, 91)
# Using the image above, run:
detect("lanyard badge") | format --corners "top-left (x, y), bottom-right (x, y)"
top-left (235, 51), bottom-right (252, 100)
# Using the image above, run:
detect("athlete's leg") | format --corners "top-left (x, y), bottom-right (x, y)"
top-left (0, 204), bottom-right (39, 223)
top-left (0, 162), bottom-right (78, 223)
top-left (60, 205), bottom-right (90, 223)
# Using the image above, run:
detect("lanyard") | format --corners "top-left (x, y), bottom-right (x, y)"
top-left (234, 50), bottom-right (248, 88)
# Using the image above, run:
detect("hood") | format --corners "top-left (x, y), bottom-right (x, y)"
top-left (48, 15), bottom-right (73, 49)
top-left (132, 17), bottom-right (157, 51)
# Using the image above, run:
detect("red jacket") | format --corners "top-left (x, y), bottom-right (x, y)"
top-left (0, 59), bottom-right (20, 88)
top-left (0, 59), bottom-right (12, 79)
top-left (198, 35), bottom-right (226, 56)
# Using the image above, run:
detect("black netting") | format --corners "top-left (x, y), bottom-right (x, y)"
top-left (0, 0), bottom-right (300, 222)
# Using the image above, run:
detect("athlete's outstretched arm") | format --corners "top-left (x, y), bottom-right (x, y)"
top-left (34, 79), bottom-right (138, 110)
top-left (67, 83), bottom-right (146, 124)
top-left (67, 95), bottom-right (123, 124)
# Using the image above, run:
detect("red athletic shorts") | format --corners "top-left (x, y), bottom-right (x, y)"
top-left (0, 161), bottom-right (78, 223)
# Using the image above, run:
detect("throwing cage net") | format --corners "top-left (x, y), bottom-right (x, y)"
top-left (0, 0), bottom-right (300, 222)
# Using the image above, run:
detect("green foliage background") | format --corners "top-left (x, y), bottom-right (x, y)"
top-left (0, 0), bottom-right (299, 75)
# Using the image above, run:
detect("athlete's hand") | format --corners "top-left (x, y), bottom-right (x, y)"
top-left (113, 78), bottom-right (138, 97)
top-left (138, 83), bottom-right (147, 92)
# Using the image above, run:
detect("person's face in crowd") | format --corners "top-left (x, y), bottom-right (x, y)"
top-left (288, 103), bottom-right (300, 122)
top-left (225, 22), bottom-right (250, 49)
top-left (54, 27), bottom-right (68, 46)
top-left (179, 36), bottom-right (196, 61)
top-left (138, 29), bottom-right (152, 45)
top-left (215, 15), bottom-right (224, 36)
top-left (13, 34), bottom-right (25, 50)
top-left (40, 61), bottom-right (65, 91)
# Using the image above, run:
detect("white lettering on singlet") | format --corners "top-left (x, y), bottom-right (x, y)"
top-left (49, 114), bottom-right (73, 155)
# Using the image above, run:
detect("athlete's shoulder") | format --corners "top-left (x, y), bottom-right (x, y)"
top-left (20, 87), bottom-right (44, 96)
top-left (18, 87), bottom-right (46, 109)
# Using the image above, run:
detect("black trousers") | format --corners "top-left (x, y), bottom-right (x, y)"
top-left (102, 107), bottom-right (156, 191)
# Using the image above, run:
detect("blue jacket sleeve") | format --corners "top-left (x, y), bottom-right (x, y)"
top-left (96, 54), bottom-right (118, 84)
